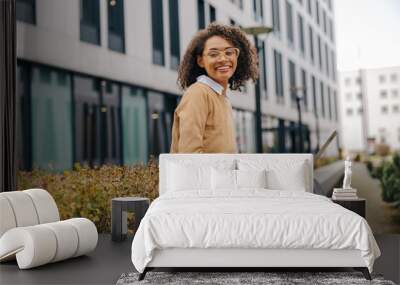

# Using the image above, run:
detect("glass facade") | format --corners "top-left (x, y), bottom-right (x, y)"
top-left (233, 109), bottom-right (256, 153)
top-left (151, 0), bottom-right (165, 65)
top-left (31, 66), bottom-right (73, 171)
top-left (301, 69), bottom-right (308, 111)
top-left (108, 0), bottom-right (125, 53)
top-left (260, 42), bottom-right (268, 94)
top-left (286, 1), bottom-right (294, 45)
top-left (80, 0), bottom-right (101, 45)
top-left (147, 91), bottom-right (178, 158)
top-left (308, 25), bottom-right (314, 63)
top-left (16, 0), bottom-right (35, 24)
top-left (274, 50), bottom-right (284, 103)
top-left (73, 75), bottom-right (102, 167)
top-left (272, 0), bottom-right (281, 34)
top-left (197, 0), bottom-right (205, 29)
top-left (169, 0), bottom-right (181, 70)
top-left (16, 63), bottom-right (32, 171)
top-left (298, 14), bottom-right (305, 54)
top-left (122, 86), bottom-right (148, 165)
top-left (288, 60), bottom-right (296, 107)
top-left (209, 4), bottom-right (216, 23)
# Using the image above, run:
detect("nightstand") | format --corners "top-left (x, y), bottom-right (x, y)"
top-left (331, 198), bottom-right (366, 218)
top-left (111, 197), bottom-right (150, 242)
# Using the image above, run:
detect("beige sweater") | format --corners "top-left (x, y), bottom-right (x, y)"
top-left (170, 82), bottom-right (237, 153)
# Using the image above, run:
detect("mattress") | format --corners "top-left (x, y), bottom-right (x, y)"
top-left (131, 189), bottom-right (380, 273)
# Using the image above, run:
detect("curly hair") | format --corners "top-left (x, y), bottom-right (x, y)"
top-left (177, 23), bottom-right (259, 91)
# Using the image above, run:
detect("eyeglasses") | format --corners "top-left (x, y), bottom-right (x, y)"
top-left (203, 47), bottom-right (240, 60)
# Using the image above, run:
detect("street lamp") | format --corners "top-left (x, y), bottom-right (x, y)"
top-left (289, 85), bottom-right (306, 153)
top-left (241, 26), bottom-right (273, 153)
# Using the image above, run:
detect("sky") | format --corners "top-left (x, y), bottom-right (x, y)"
top-left (334, 0), bottom-right (400, 71)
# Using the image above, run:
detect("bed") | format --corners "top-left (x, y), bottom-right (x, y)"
top-left (131, 154), bottom-right (380, 281)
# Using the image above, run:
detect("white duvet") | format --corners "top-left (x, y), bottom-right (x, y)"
top-left (131, 190), bottom-right (380, 273)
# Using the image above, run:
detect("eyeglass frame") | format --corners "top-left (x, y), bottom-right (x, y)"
top-left (202, 47), bottom-right (240, 60)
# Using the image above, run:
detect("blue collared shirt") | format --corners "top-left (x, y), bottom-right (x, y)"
top-left (196, 75), bottom-right (226, 96)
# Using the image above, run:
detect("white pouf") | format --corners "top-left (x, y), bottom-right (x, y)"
top-left (0, 189), bottom-right (98, 269)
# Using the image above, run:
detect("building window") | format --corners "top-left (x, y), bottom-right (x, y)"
top-left (381, 105), bottom-right (388, 114)
top-left (209, 4), bottom-right (216, 23)
top-left (312, 75), bottom-right (317, 114)
top-left (333, 91), bottom-right (338, 121)
top-left (328, 18), bottom-right (334, 42)
top-left (392, 89), bottom-right (399, 98)
top-left (327, 0), bottom-right (332, 10)
top-left (320, 81), bottom-right (325, 118)
top-left (121, 86), bottom-right (148, 165)
top-left (31, 66), bottom-right (73, 171)
top-left (260, 42), bottom-right (268, 94)
top-left (379, 75), bottom-right (386, 83)
top-left (274, 50), bottom-right (284, 103)
top-left (307, 0), bottom-right (312, 15)
top-left (358, 107), bottom-right (363, 115)
top-left (398, 128), bottom-right (400, 143)
top-left (357, 93), bottom-right (362, 100)
top-left (151, 0), bottom-right (165, 65)
top-left (169, 0), bottom-right (181, 70)
top-left (317, 35), bottom-right (322, 70)
top-left (327, 87), bottom-right (332, 119)
top-left (298, 14), bottom-right (305, 54)
top-left (301, 69), bottom-right (308, 111)
top-left (197, 0), bottom-right (205, 29)
top-left (315, 0), bottom-right (320, 25)
top-left (380, 90), bottom-right (388, 99)
top-left (253, 0), bottom-right (264, 22)
top-left (16, 0), bottom-right (36, 24)
top-left (286, 1), bottom-right (294, 45)
top-left (393, 105), bottom-right (399, 113)
top-left (322, 9), bottom-right (327, 34)
top-left (391, 73), bottom-right (398, 82)
top-left (80, 0), bottom-right (101, 45)
top-left (331, 50), bottom-right (336, 80)
top-left (356, 77), bottom-right (361, 85)
top-left (272, 0), bottom-right (281, 34)
top-left (308, 25), bottom-right (314, 63)
top-left (324, 43), bottom-right (329, 76)
top-left (289, 60), bottom-right (296, 107)
top-left (346, 108), bottom-right (353, 116)
top-left (108, 0), bottom-right (125, 53)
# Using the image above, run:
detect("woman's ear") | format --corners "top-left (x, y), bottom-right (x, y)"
top-left (197, 55), bottom-right (204, 68)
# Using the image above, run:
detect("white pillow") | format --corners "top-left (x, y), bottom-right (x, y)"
top-left (167, 159), bottom-right (236, 192)
top-left (266, 166), bottom-right (306, 191)
top-left (211, 168), bottom-right (236, 190)
top-left (167, 162), bottom-right (211, 191)
top-left (236, 169), bottom-right (267, 189)
top-left (211, 168), bottom-right (268, 190)
top-left (237, 159), bottom-right (308, 191)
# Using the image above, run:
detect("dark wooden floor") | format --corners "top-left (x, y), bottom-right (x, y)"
top-left (1, 234), bottom-right (399, 285)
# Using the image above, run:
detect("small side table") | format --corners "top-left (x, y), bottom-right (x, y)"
top-left (331, 198), bottom-right (366, 218)
top-left (111, 197), bottom-right (150, 242)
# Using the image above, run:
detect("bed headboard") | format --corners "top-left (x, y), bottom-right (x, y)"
top-left (158, 153), bottom-right (314, 196)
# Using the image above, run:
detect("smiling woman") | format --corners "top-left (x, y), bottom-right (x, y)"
top-left (170, 23), bottom-right (258, 154)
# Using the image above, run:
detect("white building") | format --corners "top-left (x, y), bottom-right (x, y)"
top-left (15, 0), bottom-right (339, 171)
top-left (339, 66), bottom-right (400, 153)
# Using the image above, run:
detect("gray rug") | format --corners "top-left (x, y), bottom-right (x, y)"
top-left (116, 271), bottom-right (396, 285)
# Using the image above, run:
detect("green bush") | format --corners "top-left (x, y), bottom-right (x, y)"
top-left (17, 158), bottom-right (159, 233)
top-left (366, 160), bottom-right (373, 173)
top-left (381, 152), bottom-right (400, 202)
